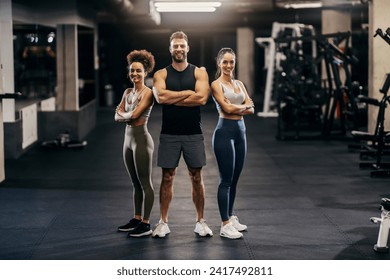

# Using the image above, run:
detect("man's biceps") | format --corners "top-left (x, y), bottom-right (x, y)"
top-left (155, 80), bottom-right (167, 90)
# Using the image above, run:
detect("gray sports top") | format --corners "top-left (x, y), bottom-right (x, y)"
top-left (125, 88), bottom-right (153, 119)
top-left (214, 80), bottom-right (246, 111)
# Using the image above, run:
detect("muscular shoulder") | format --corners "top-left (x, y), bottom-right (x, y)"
top-left (194, 66), bottom-right (209, 81)
top-left (153, 68), bottom-right (167, 80)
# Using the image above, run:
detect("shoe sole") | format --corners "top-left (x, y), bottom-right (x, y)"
top-left (195, 231), bottom-right (213, 237)
top-left (220, 233), bottom-right (243, 239)
top-left (128, 230), bottom-right (153, 237)
top-left (152, 231), bottom-right (170, 238)
top-left (152, 228), bottom-right (171, 238)
top-left (117, 228), bottom-right (136, 232)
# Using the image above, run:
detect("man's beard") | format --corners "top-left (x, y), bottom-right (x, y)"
top-left (172, 52), bottom-right (186, 63)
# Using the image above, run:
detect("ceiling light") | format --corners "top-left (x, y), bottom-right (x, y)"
top-left (284, 2), bottom-right (323, 9)
top-left (154, 1), bottom-right (222, 12)
top-left (156, 6), bottom-right (216, 12)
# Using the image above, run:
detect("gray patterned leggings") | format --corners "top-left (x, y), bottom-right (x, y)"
top-left (123, 124), bottom-right (154, 220)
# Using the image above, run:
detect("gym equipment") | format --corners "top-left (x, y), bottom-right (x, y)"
top-left (274, 43), bottom-right (324, 140)
top-left (374, 28), bottom-right (390, 45)
top-left (41, 131), bottom-right (87, 149)
top-left (272, 31), bottom-right (362, 140)
top-left (370, 198), bottom-right (390, 253)
top-left (352, 73), bottom-right (390, 165)
top-left (317, 32), bottom-right (362, 138)
top-left (255, 22), bottom-right (317, 118)
top-left (354, 28), bottom-right (390, 177)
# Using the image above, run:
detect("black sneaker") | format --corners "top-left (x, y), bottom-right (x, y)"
top-left (117, 218), bottom-right (141, 232)
top-left (128, 222), bottom-right (152, 237)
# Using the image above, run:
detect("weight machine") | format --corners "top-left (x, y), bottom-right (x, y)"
top-left (353, 73), bottom-right (390, 172)
top-left (318, 32), bottom-right (361, 139)
top-left (255, 22), bottom-right (317, 118)
top-left (274, 36), bottom-right (324, 140)
top-left (355, 27), bottom-right (390, 177)
top-left (271, 31), bottom-right (362, 140)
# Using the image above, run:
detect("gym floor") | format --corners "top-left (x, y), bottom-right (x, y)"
top-left (1, 103), bottom-right (389, 260)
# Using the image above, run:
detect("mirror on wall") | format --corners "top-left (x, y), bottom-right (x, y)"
top-left (13, 24), bottom-right (56, 99)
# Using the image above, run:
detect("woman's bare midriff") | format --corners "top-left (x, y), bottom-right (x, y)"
top-left (219, 111), bottom-right (243, 120)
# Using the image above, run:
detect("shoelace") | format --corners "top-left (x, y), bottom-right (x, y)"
top-left (198, 220), bottom-right (211, 233)
top-left (155, 221), bottom-right (166, 228)
top-left (226, 223), bottom-right (238, 231)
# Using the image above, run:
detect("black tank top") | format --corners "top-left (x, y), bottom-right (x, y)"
top-left (161, 64), bottom-right (202, 135)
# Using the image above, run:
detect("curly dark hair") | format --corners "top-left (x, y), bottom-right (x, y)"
top-left (126, 49), bottom-right (155, 74)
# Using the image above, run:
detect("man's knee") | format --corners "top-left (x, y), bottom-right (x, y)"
top-left (162, 168), bottom-right (176, 184)
top-left (188, 167), bottom-right (203, 184)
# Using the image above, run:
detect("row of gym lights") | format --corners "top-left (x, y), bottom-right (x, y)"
top-left (153, 1), bottom-right (222, 13)
top-left (283, 0), bottom-right (365, 9)
top-left (24, 32), bottom-right (55, 44)
top-left (151, 1), bottom-right (365, 13)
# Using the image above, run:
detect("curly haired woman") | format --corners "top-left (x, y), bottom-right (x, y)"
top-left (115, 49), bottom-right (156, 237)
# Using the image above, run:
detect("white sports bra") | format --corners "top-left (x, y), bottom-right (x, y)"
top-left (124, 88), bottom-right (153, 119)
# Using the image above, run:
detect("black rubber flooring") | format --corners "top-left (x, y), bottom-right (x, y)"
top-left (1, 103), bottom-right (390, 260)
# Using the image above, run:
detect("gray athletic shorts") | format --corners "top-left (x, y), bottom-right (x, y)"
top-left (158, 134), bottom-right (206, 168)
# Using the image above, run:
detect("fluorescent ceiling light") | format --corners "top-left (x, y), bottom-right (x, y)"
top-left (284, 2), bottom-right (323, 9)
top-left (154, 1), bottom-right (222, 12)
top-left (156, 6), bottom-right (217, 12)
top-left (154, 2), bottom-right (221, 8)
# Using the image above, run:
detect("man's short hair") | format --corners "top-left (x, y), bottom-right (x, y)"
top-left (170, 31), bottom-right (188, 43)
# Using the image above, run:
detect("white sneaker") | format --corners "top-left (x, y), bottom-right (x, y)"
top-left (220, 222), bottom-right (243, 239)
top-left (194, 218), bottom-right (213, 237)
top-left (152, 219), bottom-right (170, 238)
top-left (230, 215), bottom-right (247, 231)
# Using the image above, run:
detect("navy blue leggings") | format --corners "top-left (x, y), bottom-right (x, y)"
top-left (212, 118), bottom-right (247, 222)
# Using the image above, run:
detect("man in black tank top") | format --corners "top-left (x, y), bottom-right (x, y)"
top-left (162, 64), bottom-right (201, 135)
top-left (152, 31), bottom-right (213, 238)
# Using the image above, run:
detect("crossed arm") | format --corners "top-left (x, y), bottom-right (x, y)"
top-left (211, 80), bottom-right (254, 116)
top-left (114, 88), bottom-right (153, 122)
top-left (153, 67), bottom-right (210, 106)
